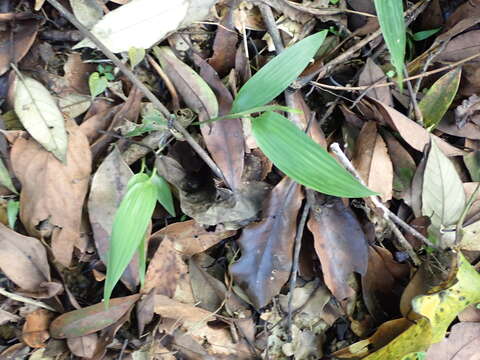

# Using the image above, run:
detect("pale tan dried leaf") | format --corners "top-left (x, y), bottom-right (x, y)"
top-left (353, 121), bottom-right (393, 202)
top-left (359, 58), bottom-right (393, 106)
top-left (66, 334), bottom-right (97, 358)
top-left (22, 309), bottom-right (53, 348)
top-left (11, 120), bottom-right (91, 266)
top-left (0, 223), bottom-right (50, 291)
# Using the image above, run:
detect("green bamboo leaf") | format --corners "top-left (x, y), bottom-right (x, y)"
top-left (251, 112), bottom-right (376, 198)
top-left (374, 0), bottom-right (406, 87)
top-left (7, 200), bottom-right (19, 230)
top-left (151, 173), bottom-right (175, 217)
top-left (104, 179), bottom-right (157, 306)
top-left (231, 31), bottom-right (327, 114)
top-left (419, 68), bottom-right (462, 129)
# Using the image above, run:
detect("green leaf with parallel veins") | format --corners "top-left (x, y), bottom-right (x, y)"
top-left (374, 0), bottom-right (406, 88)
top-left (104, 177), bottom-right (157, 306)
top-left (419, 68), bottom-right (462, 129)
top-left (231, 31), bottom-right (327, 114)
top-left (151, 173), bottom-right (175, 217)
top-left (251, 112), bottom-right (376, 198)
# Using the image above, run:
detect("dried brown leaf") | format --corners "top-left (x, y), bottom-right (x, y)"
top-left (194, 54), bottom-right (245, 190)
top-left (22, 309), bottom-right (53, 348)
top-left (353, 121), bottom-right (393, 202)
top-left (150, 219), bottom-right (236, 257)
top-left (371, 98), bottom-right (465, 156)
top-left (230, 177), bottom-right (303, 308)
top-left (0, 223), bottom-right (51, 291)
top-left (359, 58), bottom-right (393, 107)
top-left (307, 193), bottom-right (368, 300)
top-left (0, 20), bottom-right (39, 76)
top-left (436, 30), bottom-right (480, 63)
top-left (50, 294), bottom-right (140, 339)
top-left (144, 237), bottom-right (188, 296)
top-left (66, 334), bottom-right (97, 358)
top-left (11, 120), bottom-right (91, 266)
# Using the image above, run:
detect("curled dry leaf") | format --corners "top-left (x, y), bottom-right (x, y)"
top-left (353, 121), bottom-right (393, 202)
top-left (0, 19), bottom-right (39, 76)
top-left (150, 219), bottom-right (236, 257)
top-left (88, 147), bottom-right (139, 290)
top-left (22, 309), bottom-right (53, 348)
top-left (66, 334), bottom-right (97, 358)
top-left (358, 58), bottom-right (393, 107)
top-left (11, 120), bottom-right (91, 266)
top-left (13, 74), bottom-right (68, 162)
top-left (371, 98), bottom-right (465, 156)
top-left (50, 294), bottom-right (140, 339)
top-left (154, 46), bottom-right (218, 122)
top-left (307, 193), bottom-right (368, 300)
top-left (0, 223), bottom-right (50, 292)
top-left (69, 0), bottom-right (103, 29)
top-left (230, 177), bottom-right (303, 308)
top-left (194, 54), bottom-right (245, 190)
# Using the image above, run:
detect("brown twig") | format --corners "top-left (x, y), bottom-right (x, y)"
top-left (403, 68), bottom-right (423, 125)
top-left (330, 143), bottom-right (434, 258)
top-left (46, 0), bottom-right (230, 187)
top-left (313, 50), bottom-right (480, 93)
top-left (146, 55), bottom-right (181, 111)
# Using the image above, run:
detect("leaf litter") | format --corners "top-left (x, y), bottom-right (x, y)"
top-left (1, 0), bottom-right (480, 359)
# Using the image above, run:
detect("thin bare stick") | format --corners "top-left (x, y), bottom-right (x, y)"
top-left (314, 50), bottom-right (480, 92)
top-left (46, 0), bottom-right (230, 187)
top-left (0, 287), bottom-right (57, 312)
top-left (330, 143), bottom-right (435, 252)
top-left (258, 4), bottom-right (284, 53)
top-left (146, 55), bottom-right (180, 111)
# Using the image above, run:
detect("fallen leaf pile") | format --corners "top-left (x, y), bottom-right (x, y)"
top-left (0, 0), bottom-right (480, 359)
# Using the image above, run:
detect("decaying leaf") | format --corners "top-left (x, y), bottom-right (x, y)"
top-left (426, 322), bottom-right (480, 359)
top-left (358, 58), bottom-right (393, 106)
top-left (307, 193), bottom-right (368, 300)
top-left (69, 0), bottom-right (103, 29)
top-left (154, 46), bottom-right (218, 122)
top-left (22, 309), bottom-right (53, 348)
top-left (0, 223), bottom-right (51, 292)
top-left (11, 120), bottom-right (91, 266)
top-left (371, 99), bottom-right (465, 156)
top-left (418, 68), bottom-right (462, 128)
top-left (74, 0), bottom-right (217, 53)
top-left (88, 147), bottom-right (139, 290)
top-left (13, 74), bottom-right (68, 162)
top-left (50, 294), bottom-right (140, 339)
top-left (150, 219), bottom-right (236, 257)
top-left (230, 177), bottom-right (303, 308)
top-left (66, 334), bottom-right (97, 358)
top-left (353, 121), bottom-right (393, 202)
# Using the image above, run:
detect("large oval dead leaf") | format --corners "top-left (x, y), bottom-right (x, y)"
top-left (50, 294), bottom-right (140, 339)
top-left (88, 147), bottom-right (139, 290)
top-left (0, 223), bottom-right (50, 291)
top-left (74, 0), bottom-right (217, 53)
top-left (11, 120), bottom-right (91, 266)
top-left (13, 74), bottom-right (68, 162)
top-left (307, 193), bottom-right (368, 300)
top-left (230, 177), bottom-right (303, 308)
